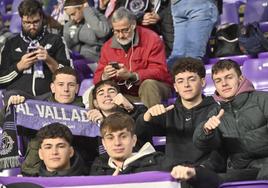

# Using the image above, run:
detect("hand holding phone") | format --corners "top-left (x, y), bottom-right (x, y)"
top-left (109, 62), bottom-right (120, 69)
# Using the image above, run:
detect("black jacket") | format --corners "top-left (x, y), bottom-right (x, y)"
top-left (194, 90), bottom-right (268, 170)
top-left (90, 142), bottom-right (173, 176)
top-left (90, 142), bottom-right (220, 188)
top-left (136, 96), bottom-right (224, 171)
top-left (39, 152), bottom-right (86, 177)
top-left (0, 29), bottom-right (71, 96)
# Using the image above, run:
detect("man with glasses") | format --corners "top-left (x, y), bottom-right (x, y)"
top-left (93, 7), bottom-right (172, 108)
top-left (0, 0), bottom-right (71, 98)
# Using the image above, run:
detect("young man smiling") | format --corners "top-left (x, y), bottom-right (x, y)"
top-left (37, 122), bottom-right (85, 176)
top-left (90, 112), bottom-right (169, 175)
top-left (87, 79), bottom-right (147, 124)
top-left (91, 112), bottom-right (220, 188)
top-left (136, 57), bottom-right (223, 187)
top-left (2, 67), bottom-right (98, 176)
top-left (194, 59), bottom-right (268, 182)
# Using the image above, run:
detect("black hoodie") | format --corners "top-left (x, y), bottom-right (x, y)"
top-left (39, 152), bottom-right (86, 177)
top-left (136, 96), bottom-right (221, 169)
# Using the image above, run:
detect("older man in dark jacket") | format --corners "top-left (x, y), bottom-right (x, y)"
top-left (194, 59), bottom-right (268, 182)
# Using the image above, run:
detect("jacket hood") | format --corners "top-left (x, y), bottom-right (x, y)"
top-left (39, 151), bottom-right (85, 177)
top-left (213, 78), bottom-right (255, 102)
top-left (108, 142), bottom-right (156, 171)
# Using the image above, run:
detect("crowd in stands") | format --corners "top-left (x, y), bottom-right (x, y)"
top-left (1, 0), bottom-right (268, 188)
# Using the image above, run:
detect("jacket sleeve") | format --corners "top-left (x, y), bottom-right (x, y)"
top-left (83, 7), bottom-right (111, 38)
top-left (51, 35), bottom-right (72, 67)
top-left (242, 91), bottom-right (268, 156)
top-left (0, 41), bottom-right (20, 85)
top-left (136, 112), bottom-right (167, 141)
top-left (135, 36), bottom-right (171, 84)
top-left (63, 21), bottom-right (79, 49)
top-left (93, 43), bottom-right (109, 84)
top-left (193, 108), bottom-right (223, 151)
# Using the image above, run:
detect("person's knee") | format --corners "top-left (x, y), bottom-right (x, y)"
top-left (139, 79), bottom-right (161, 94)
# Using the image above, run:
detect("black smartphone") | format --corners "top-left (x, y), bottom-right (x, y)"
top-left (109, 62), bottom-right (120, 69)
top-left (28, 46), bottom-right (38, 53)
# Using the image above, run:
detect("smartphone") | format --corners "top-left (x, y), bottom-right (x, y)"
top-left (28, 46), bottom-right (38, 53)
top-left (109, 62), bottom-right (120, 69)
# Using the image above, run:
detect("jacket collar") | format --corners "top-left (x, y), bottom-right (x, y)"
top-left (213, 78), bottom-right (255, 102)
top-left (108, 142), bottom-right (155, 171)
top-left (39, 152), bottom-right (85, 177)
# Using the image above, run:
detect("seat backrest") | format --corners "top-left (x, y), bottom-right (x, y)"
top-left (220, 2), bottom-right (240, 25)
top-left (220, 180), bottom-right (268, 188)
top-left (204, 64), bottom-right (215, 96)
top-left (0, 168), bottom-right (21, 177)
top-left (207, 54), bottom-right (252, 66)
top-left (152, 136), bottom-right (166, 146)
top-left (244, 0), bottom-right (268, 25)
top-left (242, 58), bottom-right (268, 91)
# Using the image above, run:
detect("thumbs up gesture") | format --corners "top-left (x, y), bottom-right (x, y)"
top-left (203, 109), bottom-right (224, 134)
top-left (144, 104), bottom-right (174, 121)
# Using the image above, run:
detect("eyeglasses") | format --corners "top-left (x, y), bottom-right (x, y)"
top-left (22, 19), bottom-right (41, 27)
top-left (113, 24), bottom-right (132, 35)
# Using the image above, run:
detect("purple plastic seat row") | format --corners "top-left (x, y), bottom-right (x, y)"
top-left (152, 136), bottom-right (166, 146)
top-left (220, 2), bottom-right (240, 25)
top-left (204, 64), bottom-right (215, 96)
top-left (243, 0), bottom-right (268, 25)
top-left (0, 168), bottom-right (21, 177)
top-left (220, 180), bottom-right (268, 188)
top-left (258, 51), bottom-right (268, 59)
top-left (207, 54), bottom-right (253, 66)
top-left (78, 78), bottom-right (93, 97)
top-left (242, 58), bottom-right (268, 92)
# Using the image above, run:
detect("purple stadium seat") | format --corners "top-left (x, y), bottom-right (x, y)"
top-left (258, 51), bottom-right (268, 58)
top-left (1, 13), bottom-right (12, 28)
top-left (220, 2), bottom-right (240, 25)
top-left (9, 13), bottom-right (21, 33)
top-left (9, 0), bottom-right (22, 33)
top-left (0, 168), bottom-right (21, 177)
top-left (260, 21), bottom-right (268, 32)
top-left (243, 0), bottom-right (268, 25)
top-left (207, 54), bottom-right (252, 66)
top-left (204, 64), bottom-right (215, 96)
top-left (152, 136), bottom-right (166, 146)
top-left (223, 0), bottom-right (246, 3)
top-left (78, 78), bottom-right (93, 97)
top-left (167, 97), bottom-right (176, 105)
top-left (242, 58), bottom-right (268, 91)
top-left (220, 180), bottom-right (268, 188)
top-left (73, 59), bottom-right (94, 83)
top-left (0, 0), bottom-right (13, 14)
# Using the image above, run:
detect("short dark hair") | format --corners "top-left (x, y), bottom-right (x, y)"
top-left (37, 123), bottom-right (73, 147)
top-left (172, 57), bottom-right (206, 79)
top-left (100, 112), bottom-right (135, 137)
top-left (52, 67), bottom-right (79, 83)
top-left (92, 80), bottom-right (120, 100)
top-left (18, 0), bottom-right (44, 18)
top-left (212, 59), bottom-right (242, 77)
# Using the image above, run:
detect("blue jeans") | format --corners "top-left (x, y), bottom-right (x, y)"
top-left (168, 0), bottom-right (218, 68)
